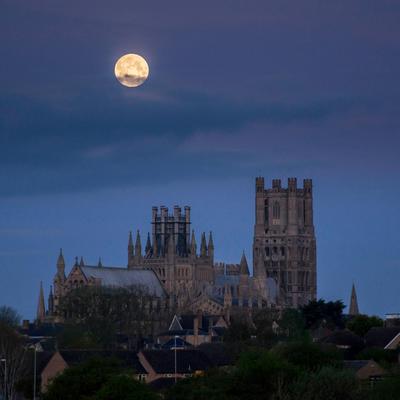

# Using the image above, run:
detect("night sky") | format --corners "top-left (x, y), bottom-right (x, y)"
top-left (1, 1), bottom-right (399, 319)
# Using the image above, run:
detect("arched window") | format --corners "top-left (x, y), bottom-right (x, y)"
top-left (273, 201), bottom-right (280, 219)
top-left (264, 199), bottom-right (269, 223)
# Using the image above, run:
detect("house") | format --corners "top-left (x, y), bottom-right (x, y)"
top-left (321, 329), bottom-right (364, 358)
top-left (344, 360), bottom-right (386, 381)
top-left (40, 350), bottom-right (147, 392)
top-left (157, 313), bottom-right (228, 347)
top-left (365, 327), bottom-right (400, 350)
top-left (138, 349), bottom-right (213, 384)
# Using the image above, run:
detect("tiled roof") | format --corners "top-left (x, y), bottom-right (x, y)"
top-left (80, 266), bottom-right (165, 297)
top-left (142, 349), bottom-right (213, 374)
top-left (365, 327), bottom-right (400, 348)
top-left (343, 360), bottom-right (369, 371)
top-left (322, 330), bottom-right (364, 348)
top-left (59, 350), bottom-right (146, 374)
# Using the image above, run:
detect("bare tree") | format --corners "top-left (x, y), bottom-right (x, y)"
top-left (0, 323), bottom-right (26, 400)
top-left (58, 285), bottom-right (172, 349)
top-left (0, 306), bottom-right (21, 328)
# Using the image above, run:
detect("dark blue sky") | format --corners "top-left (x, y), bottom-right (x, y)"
top-left (1, 1), bottom-right (399, 319)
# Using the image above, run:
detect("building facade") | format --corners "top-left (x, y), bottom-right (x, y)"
top-left (253, 177), bottom-right (317, 307)
top-left (39, 177), bottom-right (316, 322)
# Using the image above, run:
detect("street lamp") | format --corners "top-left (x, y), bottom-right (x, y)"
top-left (174, 335), bottom-right (178, 383)
top-left (0, 358), bottom-right (6, 400)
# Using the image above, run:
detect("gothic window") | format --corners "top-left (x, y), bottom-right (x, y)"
top-left (265, 247), bottom-right (270, 257)
top-left (264, 200), bottom-right (269, 223)
top-left (273, 201), bottom-right (280, 219)
top-left (273, 246), bottom-right (278, 255)
top-left (280, 247), bottom-right (285, 256)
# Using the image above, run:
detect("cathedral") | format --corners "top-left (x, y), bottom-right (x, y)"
top-left (37, 177), bottom-right (317, 322)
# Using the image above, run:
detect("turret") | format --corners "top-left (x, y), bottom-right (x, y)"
top-left (167, 234), bottom-right (175, 262)
top-left (190, 230), bottom-right (197, 258)
top-left (239, 252), bottom-right (250, 275)
top-left (208, 232), bottom-right (214, 261)
top-left (145, 232), bottom-right (152, 256)
top-left (128, 231), bottom-right (134, 267)
top-left (200, 232), bottom-right (207, 257)
top-left (48, 286), bottom-right (54, 316)
top-left (135, 230), bottom-right (142, 261)
top-left (56, 248), bottom-right (66, 280)
top-left (36, 281), bottom-right (46, 324)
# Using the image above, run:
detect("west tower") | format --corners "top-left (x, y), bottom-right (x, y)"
top-left (253, 177), bottom-right (317, 307)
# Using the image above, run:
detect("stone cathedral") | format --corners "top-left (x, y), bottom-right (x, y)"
top-left (38, 177), bottom-right (317, 322)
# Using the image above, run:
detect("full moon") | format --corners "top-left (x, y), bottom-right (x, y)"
top-left (114, 54), bottom-right (149, 88)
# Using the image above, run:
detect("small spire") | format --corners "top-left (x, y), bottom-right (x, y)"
top-left (48, 285), bottom-right (54, 316)
top-left (208, 231), bottom-right (214, 249)
top-left (74, 256), bottom-right (79, 266)
top-left (57, 248), bottom-right (65, 267)
top-left (349, 283), bottom-right (359, 316)
top-left (79, 256), bottom-right (84, 267)
top-left (128, 231), bottom-right (134, 247)
top-left (145, 233), bottom-right (152, 255)
top-left (200, 232), bottom-right (207, 257)
top-left (190, 230), bottom-right (197, 254)
top-left (98, 257), bottom-right (103, 268)
top-left (240, 251), bottom-right (250, 275)
top-left (135, 230), bottom-right (142, 257)
top-left (37, 281), bottom-right (46, 323)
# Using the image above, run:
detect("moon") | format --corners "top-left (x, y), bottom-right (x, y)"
top-left (114, 54), bottom-right (149, 88)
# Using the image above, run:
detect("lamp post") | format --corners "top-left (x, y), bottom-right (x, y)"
top-left (0, 358), bottom-right (6, 400)
top-left (174, 335), bottom-right (178, 383)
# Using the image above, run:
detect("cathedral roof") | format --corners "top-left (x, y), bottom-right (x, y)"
top-left (80, 266), bottom-right (165, 297)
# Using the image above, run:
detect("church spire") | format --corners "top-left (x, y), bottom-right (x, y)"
top-left (79, 256), bottom-right (85, 267)
top-left (37, 281), bottom-right (46, 323)
top-left (98, 257), bottom-right (103, 268)
top-left (240, 251), bottom-right (250, 275)
top-left (349, 283), bottom-right (359, 315)
top-left (200, 232), bottom-right (207, 257)
top-left (128, 231), bottom-right (134, 254)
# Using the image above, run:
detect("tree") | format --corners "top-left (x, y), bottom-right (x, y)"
top-left (300, 299), bottom-right (345, 329)
top-left (278, 309), bottom-right (307, 340)
top-left (272, 340), bottom-right (342, 372)
top-left (231, 350), bottom-right (300, 400)
top-left (0, 306), bottom-right (21, 328)
top-left (93, 375), bottom-right (157, 400)
top-left (0, 322), bottom-right (26, 400)
top-left (347, 314), bottom-right (383, 337)
top-left (292, 366), bottom-right (361, 400)
top-left (58, 285), bottom-right (172, 349)
top-left (43, 357), bottom-right (127, 400)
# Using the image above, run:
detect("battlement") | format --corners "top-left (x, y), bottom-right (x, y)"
top-left (255, 177), bottom-right (313, 192)
top-left (151, 205), bottom-right (191, 222)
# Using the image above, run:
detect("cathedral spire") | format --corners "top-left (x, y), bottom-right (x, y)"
top-left (240, 251), bottom-right (250, 275)
top-left (145, 232), bottom-right (152, 255)
top-left (37, 281), bottom-right (46, 323)
top-left (200, 232), bottom-right (207, 257)
top-left (98, 257), bottom-right (103, 268)
top-left (56, 248), bottom-right (66, 279)
top-left (128, 231), bottom-right (134, 254)
top-left (135, 230), bottom-right (142, 257)
top-left (79, 256), bottom-right (85, 267)
top-left (349, 283), bottom-right (359, 316)
top-left (48, 285), bottom-right (54, 316)
top-left (190, 230), bottom-right (197, 256)
top-left (208, 232), bottom-right (214, 258)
